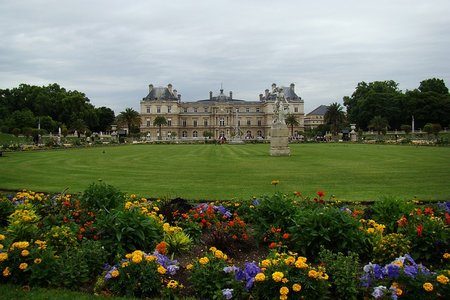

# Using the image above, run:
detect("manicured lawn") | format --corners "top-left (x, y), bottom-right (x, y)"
top-left (0, 143), bottom-right (449, 201)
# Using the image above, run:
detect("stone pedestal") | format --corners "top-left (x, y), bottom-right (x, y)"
top-left (270, 123), bottom-right (291, 156)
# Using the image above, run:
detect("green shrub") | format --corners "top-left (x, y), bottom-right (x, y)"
top-left (373, 233), bottom-right (411, 264)
top-left (6, 205), bottom-right (40, 241)
top-left (96, 208), bottom-right (164, 258)
top-left (44, 225), bottom-right (77, 253)
top-left (164, 230), bottom-right (192, 255)
top-left (371, 196), bottom-right (414, 232)
top-left (289, 207), bottom-right (371, 259)
top-left (319, 248), bottom-right (361, 300)
top-left (0, 198), bottom-right (15, 227)
top-left (79, 182), bottom-right (125, 211)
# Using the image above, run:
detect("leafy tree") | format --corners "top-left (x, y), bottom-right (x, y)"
top-left (71, 119), bottom-right (87, 137)
top-left (203, 131), bottom-right (213, 139)
top-left (285, 113), bottom-right (299, 137)
top-left (95, 107), bottom-right (115, 132)
top-left (61, 125), bottom-right (68, 137)
top-left (423, 123), bottom-right (433, 137)
top-left (400, 124), bottom-right (412, 135)
top-left (324, 102), bottom-right (346, 136)
top-left (418, 78), bottom-right (449, 94)
top-left (117, 108), bottom-right (141, 135)
top-left (153, 116), bottom-right (167, 140)
top-left (369, 116), bottom-right (389, 135)
top-left (431, 123), bottom-right (442, 137)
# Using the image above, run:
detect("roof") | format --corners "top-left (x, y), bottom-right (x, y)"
top-left (143, 85), bottom-right (178, 101)
top-left (307, 105), bottom-right (329, 116)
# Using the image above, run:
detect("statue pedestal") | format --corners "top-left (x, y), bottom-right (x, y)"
top-left (270, 123), bottom-right (291, 156)
top-left (350, 132), bottom-right (357, 142)
top-left (229, 138), bottom-right (244, 144)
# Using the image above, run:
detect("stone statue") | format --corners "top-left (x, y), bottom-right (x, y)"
top-left (273, 87), bottom-right (289, 124)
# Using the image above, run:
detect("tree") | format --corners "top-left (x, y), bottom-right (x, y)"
top-left (153, 116), bottom-right (167, 140)
top-left (431, 123), bottom-right (442, 138)
top-left (369, 116), bottom-right (389, 135)
top-left (324, 102), bottom-right (346, 136)
top-left (418, 78), bottom-right (449, 94)
top-left (285, 114), bottom-right (299, 137)
top-left (117, 108), bottom-right (141, 136)
top-left (400, 124), bottom-right (412, 135)
top-left (95, 107), bottom-right (115, 132)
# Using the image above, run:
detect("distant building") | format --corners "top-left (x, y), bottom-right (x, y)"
top-left (304, 105), bottom-right (329, 130)
top-left (139, 83), bottom-right (304, 140)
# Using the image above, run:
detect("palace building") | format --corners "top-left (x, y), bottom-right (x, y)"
top-left (139, 83), bottom-right (304, 140)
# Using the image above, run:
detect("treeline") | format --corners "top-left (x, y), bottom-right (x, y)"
top-left (344, 78), bottom-right (450, 130)
top-left (0, 83), bottom-right (115, 136)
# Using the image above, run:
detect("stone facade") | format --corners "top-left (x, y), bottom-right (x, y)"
top-left (140, 83), bottom-right (304, 140)
top-left (304, 105), bottom-right (329, 130)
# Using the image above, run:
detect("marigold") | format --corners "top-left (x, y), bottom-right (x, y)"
top-left (34, 258), bottom-right (42, 264)
top-left (111, 269), bottom-right (119, 278)
top-left (167, 280), bottom-right (178, 289)
top-left (157, 265), bottom-right (167, 274)
top-left (186, 263), bottom-right (194, 270)
top-left (199, 257), bottom-right (209, 265)
top-left (146, 255), bottom-right (157, 262)
top-left (308, 269), bottom-right (318, 278)
top-left (292, 283), bottom-right (301, 292)
top-left (2, 267), bottom-right (10, 277)
top-left (0, 244), bottom-right (3, 250)
top-left (132, 254), bottom-right (143, 264)
top-left (214, 250), bottom-right (224, 259)
top-left (437, 275), bottom-right (449, 285)
top-left (21, 249), bottom-right (30, 257)
top-left (282, 278), bottom-right (289, 283)
top-left (261, 259), bottom-right (271, 268)
top-left (0, 234), bottom-right (5, 241)
top-left (423, 282), bottom-right (433, 292)
top-left (255, 273), bottom-right (266, 282)
top-left (443, 253), bottom-right (450, 259)
top-left (280, 286), bottom-right (289, 295)
top-left (0, 253), bottom-right (8, 262)
top-left (284, 256), bottom-right (295, 265)
top-left (280, 296), bottom-right (287, 300)
top-left (272, 271), bottom-right (284, 282)
top-left (19, 263), bottom-right (28, 270)
top-left (156, 241), bottom-right (168, 255)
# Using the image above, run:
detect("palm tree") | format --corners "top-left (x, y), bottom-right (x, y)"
top-left (117, 108), bottom-right (141, 135)
top-left (285, 114), bottom-right (299, 138)
top-left (369, 116), bottom-right (389, 135)
top-left (153, 116), bottom-right (167, 140)
top-left (324, 102), bottom-right (345, 136)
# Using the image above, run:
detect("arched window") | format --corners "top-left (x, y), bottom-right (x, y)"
top-left (257, 130), bottom-right (262, 137)
top-left (193, 131), bottom-right (198, 138)
top-left (182, 131), bottom-right (187, 138)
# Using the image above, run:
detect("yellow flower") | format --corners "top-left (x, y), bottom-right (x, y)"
top-left (255, 273), bottom-right (266, 282)
top-left (167, 280), bottom-right (178, 289)
top-left (125, 201), bottom-right (132, 209)
top-left (214, 250), bottom-right (224, 259)
top-left (279, 296), bottom-right (287, 300)
top-left (0, 234), bottom-right (5, 241)
top-left (186, 263), bottom-right (194, 270)
top-left (209, 247), bottom-right (217, 253)
top-left (396, 288), bottom-right (403, 296)
top-left (153, 206), bottom-right (159, 212)
top-left (284, 256), bottom-right (295, 265)
top-left (367, 228), bottom-right (375, 234)
top-left (157, 265), bottom-right (167, 274)
top-left (111, 269), bottom-right (119, 278)
top-left (35, 240), bottom-right (47, 250)
top-left (423, 282), bottom-right (433, 292)
top-left (281, 278), bottom-right (289, 284)
top-left (131, 250), bottom-right (144, 264)
top-left (272, 271), bottom-right (284, 282)
top-left (280, 286), bottom-right (289, 295)
top-left (125, 253), bottom-right (132, 259)
top-left (3, 267), bottom-right (10, 277)
top-left (292, 283), bottom-right (302, 292)
top-left (34, 258), bottom-right (42, 264)
top-left (271, 180), bottom-right (280, 186)
top-left (0, 252), bottom-right (8, 262)
top-left (19, 263), bottom-right (28, 270)
top-left (21, 250), bottom-right (30, 257)
top-left (146, 255), bottom-right (157, 262)
top-left (443, 253), bottom-right (450, 260)
top-left (0, 244), bottom-right (3, 250)
top-left (11, 241), bottom-right (29, 250)
top-left (199, 257), bottom-right (209, 265)
top-left (261, 259), bottom-right (271, 268)
top-left (437, 275), bottom-right (449, 285)
top-left (121, 262), bottom-right (129, 268)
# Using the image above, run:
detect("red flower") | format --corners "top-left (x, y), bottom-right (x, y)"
top-left (416, 224), bottom-right (424, 237)
top-left (445, 212), bottom-right (450, 225)
top-left (269, 242), bottom-right (277, 249)
top-left (294, 191), bottom-right (302, 197)
top-left (156, 241), bottom-right (168, 255)
top-left (424, 207), bottom-right (434, 216)
top-left (282, 233), bottom-right (290, 239)
top-left (416, 208), bottom-right (422, 216)
top-left (317, 191), bottom-right (325, 198)
top-left (397, 216), bottom-right (408, 227)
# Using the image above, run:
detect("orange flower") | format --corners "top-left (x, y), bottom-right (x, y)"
top-left (156, 241), bottom-right (168, 255)
top-left (282, 233), bottom-right (290, 239)
top-left (269, 242), bottom-right (277, 249)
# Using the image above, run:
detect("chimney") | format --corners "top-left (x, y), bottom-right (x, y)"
top-left (259, 93), bottom-right (263, 101)
top-left (229, 91), bottom-right (233, 99)
top-left (271, 83), bottom-right (277, 91)
top-left (265, 89), bottom-right (269, 98)
top-left (290, 83), bottom-right (295, 91)
top-left (173, 89), bottom-right (178, 97)
top-left (167, 83), bottom-right (173, 94)
top-left (177, 94), bottom-right (181, 101)
top-left (209, 91), bottom-right (213, 100)
top-left (149, 84), bottom-right (153, 93)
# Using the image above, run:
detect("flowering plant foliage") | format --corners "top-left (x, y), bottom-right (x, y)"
top-left (251, 251), bottom-right (330, 300)
top-left (103, 249), bottom-right (180, 298)
top-left (360, 254), bottom-right (449, 299)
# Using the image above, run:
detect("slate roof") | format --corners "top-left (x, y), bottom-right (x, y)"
top-left (143, 86), bottom-right (178, 101)
top-left (306, 105), bottom-right (329, 116)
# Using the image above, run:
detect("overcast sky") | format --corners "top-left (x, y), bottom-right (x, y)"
top-left (1, 0), bottom-right (449, 114)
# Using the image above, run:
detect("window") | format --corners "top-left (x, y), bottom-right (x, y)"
top-left (182, 131), bottom-right (187, 137)
top-left (167, 119), bottom-right (172, 126)
top-left (182, 119), bottom-right (187, 127)
top-left (219, 118), bottom-right (225, 126)
top-left (204, 119), bottom-right (208, 126)
top-left (246, 107), bottom-right (250, 113)
top-left (236, 107), bottom-right (240, 113)
top-left (193, 120), bottom-right (198, 127)
top-left (247, 119), bottom-right (251, 125)
top-left (256, 107), bottom-right (260, 113)
top-left (194, 107), bottom-right (198, 113)
top-left (146, 107), bottom-right (150, 113)
top-left (294, 106), bottom-right (298, 113)
top-left (257, 119), bottom-right (262, 126)
top-left (257, 130), bottom-right (262, 137)
top-left (183, 107), bottom-right (188, 113)
top-left (168, 106), bottom-right (172, 113)
top-left (146, 119), bottom-right (151, 127)
top-left (238, 120), bottom-right (241, 126)
top-left (204, 107), bottom-right (208, 112)
top-left (193, 131), bottom-right (198, 138)
top-left (157, 106), bottom-right (161, 113)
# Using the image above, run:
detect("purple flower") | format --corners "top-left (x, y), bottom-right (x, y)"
top-left (223, 266), bottom-right (239, 274)
top-left (372, 286), bottom-right (387, 299)
top-left (222, 288), bottom-right (233, 300)
top-left (252, 199), bottom-right (260, 206)
top-left (437, 201), bottom-right (450, 213)
top-left (235, 262), bottom-right (261, 290)
top-left (385, 264), bottom-right (400, 279)
top-left (216, 205), bottom-right (232, 218)
top-left (166, 264), bottom-right (179, 275)
top-left (403, 265), bottom-right (418, 278)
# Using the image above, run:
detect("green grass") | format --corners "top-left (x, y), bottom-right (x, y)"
top-left (0, 144), bottom-right (449, 201)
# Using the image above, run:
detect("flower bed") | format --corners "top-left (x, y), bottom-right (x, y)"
top-left (0, 183), bottom-right (449, 299)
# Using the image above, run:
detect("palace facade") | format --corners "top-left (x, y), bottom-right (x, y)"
top-left (139, 83), bottom-right (304, 140)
